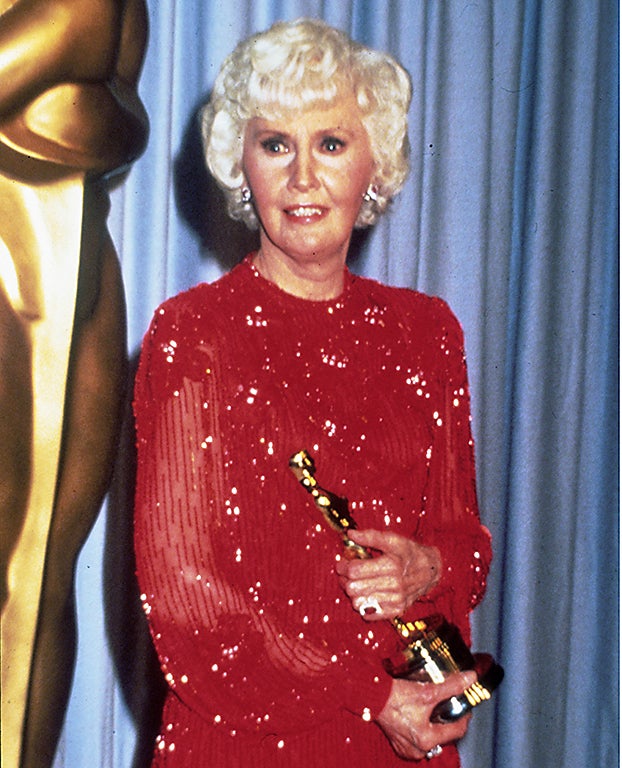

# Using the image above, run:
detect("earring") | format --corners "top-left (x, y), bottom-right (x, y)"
top-left (241, 187), bottom-right (252, 203)
top-left (364, 184), bottom-right (378, 203)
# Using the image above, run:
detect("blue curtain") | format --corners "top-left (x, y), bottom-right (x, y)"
top-left (53, 1), bottom-right (618, 766)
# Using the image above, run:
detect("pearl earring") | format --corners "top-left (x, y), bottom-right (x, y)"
top-left (364, 184), bottom-right (378, 203)
top-left (241, 187), bottom-right (252, 203)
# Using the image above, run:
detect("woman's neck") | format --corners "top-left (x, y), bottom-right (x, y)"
top-left (252, 249), bottom-right (345, 301)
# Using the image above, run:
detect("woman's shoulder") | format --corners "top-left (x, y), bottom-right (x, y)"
top-left (354, 274), bottom-right (461, 331)
top-left (138, 272), bottom-right (244, 392)
top-left (149, 264), bottom-right (246, 328)
top-left (153, 281), bottom-right (215, 321)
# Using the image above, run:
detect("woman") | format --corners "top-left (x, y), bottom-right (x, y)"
top-left (134, 18), bottom-right (492, 766)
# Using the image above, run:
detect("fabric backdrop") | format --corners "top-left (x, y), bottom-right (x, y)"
top-left (52, 2), bottom-right (618, 767)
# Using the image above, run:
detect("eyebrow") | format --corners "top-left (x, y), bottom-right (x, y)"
top-left (250, 123), bottom-right (357, 139)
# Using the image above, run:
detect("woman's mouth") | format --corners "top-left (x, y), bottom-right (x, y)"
top-left (284, 205), bottom-right (327, 219)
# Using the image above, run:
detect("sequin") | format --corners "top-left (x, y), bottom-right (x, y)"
top-left (133, 255), bottom-right (492, 767)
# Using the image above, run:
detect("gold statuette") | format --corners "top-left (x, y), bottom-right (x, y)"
top-left (289, 449), bottom-right (503, 723)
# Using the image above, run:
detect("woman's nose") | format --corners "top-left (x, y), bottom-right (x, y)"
top-left (288, 149), bottom-right (319, 192)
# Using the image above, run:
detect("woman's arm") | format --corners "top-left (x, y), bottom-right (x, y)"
top-left (413, 301), bottom-right (492, 636)
top-left (333, 298), bottom-right (491, 639)
top-left (133, 301), bottom-right (393, 735)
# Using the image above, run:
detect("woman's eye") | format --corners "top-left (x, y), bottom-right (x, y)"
top-left (261, 138), bottom-right (287, 154)
top-left (322, 137), bottom-right (345, 153)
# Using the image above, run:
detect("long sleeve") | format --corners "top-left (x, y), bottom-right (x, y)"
top-left (406, 298), bottom-right (492, 643)
top-left (133, 296), bottom-right (392, 740)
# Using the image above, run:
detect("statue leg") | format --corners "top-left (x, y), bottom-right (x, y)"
top-left (1, 173), bottom-right (83, 768)
top-left (0, 287), bottom-right (31, 610)
top-left (20, 185), bottom-right (128, 768)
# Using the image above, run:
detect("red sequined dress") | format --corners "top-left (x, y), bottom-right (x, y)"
top-left (133, 255), bottom-right (492, 767)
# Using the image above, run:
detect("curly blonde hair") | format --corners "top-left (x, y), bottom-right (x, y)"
top-left (200, 18), bottom-right (412, 229)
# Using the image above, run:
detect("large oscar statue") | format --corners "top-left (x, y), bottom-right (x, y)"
top-left (0, 3), bottom-right (149, 766)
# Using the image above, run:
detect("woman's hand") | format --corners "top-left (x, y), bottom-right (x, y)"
top-left (376, 672), bottom-right (476, 761)
top-left (335, 529), bottom-right (441, 620)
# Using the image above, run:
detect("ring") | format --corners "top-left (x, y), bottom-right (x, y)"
top-left (425, 745), bottom-right (443, 760)
top-left (358, 597), bottom-right (382, 616)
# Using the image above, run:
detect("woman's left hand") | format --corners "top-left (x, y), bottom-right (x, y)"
top-left (334, 529), bottom-right (441, 620)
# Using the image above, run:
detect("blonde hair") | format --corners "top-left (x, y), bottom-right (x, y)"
top-left (200, 18), bottom-right (412, 229)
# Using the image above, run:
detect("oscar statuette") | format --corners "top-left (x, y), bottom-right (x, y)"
top-left (289, 449), bottom-right (503, 723)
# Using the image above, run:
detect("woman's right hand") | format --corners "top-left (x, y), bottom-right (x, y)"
top-left (375, 671), bottom-right (477, 761)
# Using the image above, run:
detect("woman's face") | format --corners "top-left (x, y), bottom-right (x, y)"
top-left (242, 93), bottom-right (375, 272)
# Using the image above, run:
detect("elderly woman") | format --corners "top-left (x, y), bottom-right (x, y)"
top-left (134, 18), bottom-right (492, 767)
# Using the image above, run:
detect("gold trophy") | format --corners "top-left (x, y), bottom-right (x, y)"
top-left (289, 449), bottom-right (503, 723)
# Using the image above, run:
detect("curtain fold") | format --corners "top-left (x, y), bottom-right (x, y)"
top-left (53, 2), bottom-right (618, 766)
top-left (496, 3), bottom-right (619, 766)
